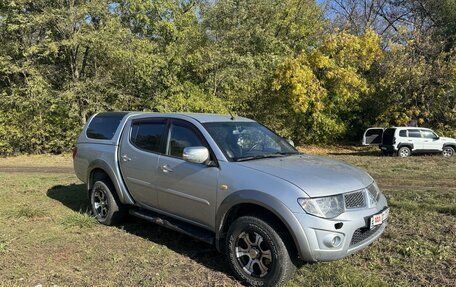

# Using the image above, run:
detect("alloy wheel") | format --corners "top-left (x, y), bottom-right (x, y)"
top-left (235, 231), bottom-right (273, 278)
top-left (399, 148), bottom-right (410, 158)
top-left (93, 187), bottom-right (109, 219)
top-left (442, 147), bottom-right (454, 157)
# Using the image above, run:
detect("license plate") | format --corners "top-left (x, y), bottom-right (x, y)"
top-left (381, 146), bottom-right (387, 150)
top-left (370, 208), bottom-right (389, 229)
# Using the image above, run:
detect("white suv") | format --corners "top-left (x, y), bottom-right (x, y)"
top-left (363, 127), bottom-right (456, 158)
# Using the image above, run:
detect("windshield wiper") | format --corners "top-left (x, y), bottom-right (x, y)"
top-left (272, 151), bottom-right (298, 155)
top-left (234, 152), bottom-right (293, 162)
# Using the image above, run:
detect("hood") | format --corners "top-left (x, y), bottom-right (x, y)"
top-left (237, 154), bottom-right (373, 197)
top-left (440, 137), bottom-right (456, 142)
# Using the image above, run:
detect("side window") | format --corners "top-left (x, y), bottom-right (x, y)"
top-left (131, 121), bottom-right (166, 153)
top-left (168, 123), bottom-right (205, 158)
top-left (407, 129), bottom-right (421, 138)
top-left (421, 130), bottom-right (437, 139)
top-left (399, 130), bottom-right (407, 137)
top-left (86, 113), bottom-right (127, 140)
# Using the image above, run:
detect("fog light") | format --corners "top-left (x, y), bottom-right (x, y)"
top-left (323, 234), bottom-right (342, 248)
top-left (331, 236), bottom-right (341, 247)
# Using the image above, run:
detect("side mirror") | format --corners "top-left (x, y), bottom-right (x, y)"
top-left (183, 146), bottom-right (210, 164)
top-left (286, 139), bottom-right (295, 147)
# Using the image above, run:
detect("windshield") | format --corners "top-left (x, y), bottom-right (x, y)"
top-left (203, 122), bottom-right (298, 161)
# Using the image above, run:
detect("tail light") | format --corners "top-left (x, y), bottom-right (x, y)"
top-left (72, 145), bottom-right (78, 160)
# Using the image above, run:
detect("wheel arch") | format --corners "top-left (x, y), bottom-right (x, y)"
top-left (443, 143), bottom-right (456, 149)
top-left (86, 159), bottom-right (134, 205)
top-left (397, 143), bottom-right (414, 151)
top-left (215, 190), bottom-right (313, 261)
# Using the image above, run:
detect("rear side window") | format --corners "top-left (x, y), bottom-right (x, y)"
top-left (131, 121), bottom-right (166, 153)
top-left (408, 129), bottom-right (421, 138)
top-left (399, 130), bottom-right (407, 137)
top-left (86, 112), bottom-right (127, 140)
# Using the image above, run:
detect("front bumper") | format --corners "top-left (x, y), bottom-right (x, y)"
top-left (294, 194), bottom-right (388, 262)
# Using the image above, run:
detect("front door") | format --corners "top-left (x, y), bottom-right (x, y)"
top-left (420, 129), bottom-right (442, 151)
top-left (119, 118), bottom-right (167, 208)
top-left (155, 119), bottom-right (219, 229)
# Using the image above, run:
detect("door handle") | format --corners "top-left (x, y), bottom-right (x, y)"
top-left (121, 154), bottom-right (131, 162)
top-left (160, 164), bottom-right (173, 173)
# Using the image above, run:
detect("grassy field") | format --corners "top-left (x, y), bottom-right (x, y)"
top-left (0, 147), bottom-right (454, 287)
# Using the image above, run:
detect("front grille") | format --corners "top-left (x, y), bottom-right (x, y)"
top-left (350, 224), bottom-right (382, 246)
top-left (344, 191), bottom-right (365, 209)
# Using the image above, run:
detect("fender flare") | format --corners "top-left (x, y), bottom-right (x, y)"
top-left (397, 143), bottom-right (414, 151)
top-left (215, 190), bottom-right (313, 261)
top-left (443, 143), bottom-right (456, 149)
top-left (86, 159), bottom-right (135, 205)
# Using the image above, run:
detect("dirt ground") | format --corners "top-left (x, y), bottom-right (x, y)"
top-left (0, 148), bottom-right (455, 286)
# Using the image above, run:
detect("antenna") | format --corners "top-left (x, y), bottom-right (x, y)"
top-left (228, 110), bottom-right (235, 120)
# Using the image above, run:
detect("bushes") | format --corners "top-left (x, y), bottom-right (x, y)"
top-left (0, 1), bottom-right (454, 155)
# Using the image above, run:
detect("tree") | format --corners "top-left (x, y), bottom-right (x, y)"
top-left (272, 30), bottom-right (383, 143)
top-left (197, 0), bottom-right (325, 116)
top-left (114, 0), bottom-right (228, 113)
top-left (0, 0), bottom-right (453, 154)
top-left (0, 0), bottom-right (162, 154)
top-left (374, 41), bottom-right (456, 136)
top-left (326, 0), bottom-right (455, 137)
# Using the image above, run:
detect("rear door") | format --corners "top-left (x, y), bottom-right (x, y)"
top-left (362, 128), bottom-right (384, 145)
top-left (155, 119), bottom-right (219, 229)
top-left (119, 118), bottom-right (167, 208)
top-left (406, 129), bottom-right (425, 150)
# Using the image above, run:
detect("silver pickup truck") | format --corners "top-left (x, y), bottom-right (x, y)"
top-left (73, 112), bottom-right (389, 287)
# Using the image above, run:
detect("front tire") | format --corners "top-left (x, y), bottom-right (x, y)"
top-left (225, 216), bottom-right (297, 287)
top-left (398, 146), bottom-right (411, 158)
top-left (442, 146), bottom-right (455, 158)
top-left (90, 180), bottom-right (126, 225)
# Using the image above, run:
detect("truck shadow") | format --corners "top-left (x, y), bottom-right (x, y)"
top-left (46, 184), bottom-right (231, 276)
top-left (47, 183), bottom-right (90, 212)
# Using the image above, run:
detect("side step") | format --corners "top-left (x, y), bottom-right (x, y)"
top-left (129, 208), bottom-right (215, 245)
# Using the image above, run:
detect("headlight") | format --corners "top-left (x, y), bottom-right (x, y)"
top-left (298, 194), bottom-right (345, 218)
top-left (367, 182), bottom-right (381, 207)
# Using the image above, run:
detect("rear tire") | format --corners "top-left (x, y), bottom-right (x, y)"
top-left (398, 146), bottom-right (411, 158)
top-left (442, 146), bottom-right (455, 158)
top-left (225, 216), bottom-right (297, 287)
top-left (90, 180), bottom-right (126, 225)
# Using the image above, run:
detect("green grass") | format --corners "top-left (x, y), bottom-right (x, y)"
top-left (0, 240), bottom-right (9, 253)
top-left (0, 149), bottom-right (454, 286)
top-left (6, 206), bottom-right (49, 219)
top-left (60, 212), bottom-right (97, 229)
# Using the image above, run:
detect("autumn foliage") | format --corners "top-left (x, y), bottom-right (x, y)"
top-left (0, 0), bottom-right (454, 154)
